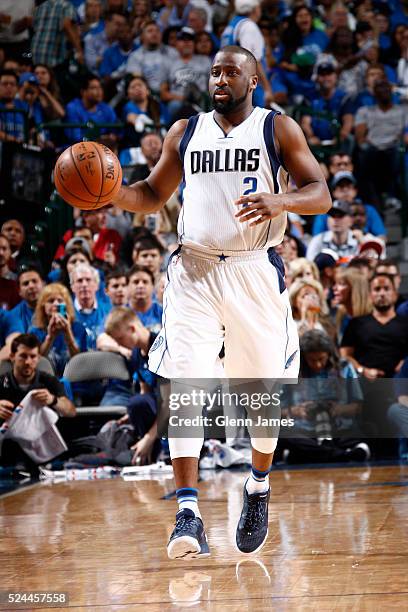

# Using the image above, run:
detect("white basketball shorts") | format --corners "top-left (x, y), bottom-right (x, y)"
top-left (148, 246), bottom-right (299, 379)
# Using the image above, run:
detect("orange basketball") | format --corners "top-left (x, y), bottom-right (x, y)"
top-left (54, 141), bottom-right (123, 210)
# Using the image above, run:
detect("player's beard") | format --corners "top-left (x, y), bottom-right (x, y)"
top-left (212, 85), bottom-right (250, 114)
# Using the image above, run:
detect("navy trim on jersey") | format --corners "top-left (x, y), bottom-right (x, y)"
top-left (179, 114), bottom-right (200, 162)
top-left (263, 110), bottom-right (284, 194)
top-left (178, 115), bottom-right (200, 243)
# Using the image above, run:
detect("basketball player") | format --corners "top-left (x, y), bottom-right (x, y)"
top-left (112, 46), bottom-right (331, 558)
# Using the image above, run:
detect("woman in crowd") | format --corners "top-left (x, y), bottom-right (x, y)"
top-left (122, 76), bottom-right (162, 148)
top-left (29, 283), bottom-right (87, 376)
top-left (289, 277), bottom-right (335, 339)
top-left (33, 64), bottom-right (65, 120)
top-left (280, 5), bottom-right (329, 74)
top-left (332, 266), bottom-right (372, 341)
top-left (289, 258), bottom-right (320, 284)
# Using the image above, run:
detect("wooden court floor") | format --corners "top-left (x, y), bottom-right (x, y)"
top-left (1, 464), bottom-right (408, 611)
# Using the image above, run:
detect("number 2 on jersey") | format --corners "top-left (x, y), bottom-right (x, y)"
top-left (242, 176), bottom-right (258, 196)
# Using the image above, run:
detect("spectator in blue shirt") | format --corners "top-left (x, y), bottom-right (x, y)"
top-left (84, 11), bottom-right (125, 73)
top-left (18, 72), bottom-right (47, 146)
top-left (70, 263), bottom-right (111, 350)
top-left (4, 268), bottom-right (45, 341)
top-left (99, 21), bottom-right (138, 81)
top-left (65, 75), bottom-right (119, 143)
top-left (270, 49), bottom-right (317, 106)
top-left (300, 59), bottom-right (354, 145)
top-left (29, 283), bottom-right (88, 377)
top-left (121, 76), bottom-right (162, 148)
top-left (280, 5), bottom-right (328, 74)
top-left (312, 172), bottom-right (386, 239)
top-left (354, 63), bottom-right (399, 112)
top-left (127, 265), bottom-right (162, 333)
top-left (0, 69), bottom-right (27, 143)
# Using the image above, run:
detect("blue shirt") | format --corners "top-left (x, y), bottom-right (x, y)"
top-left (29, 320), bottom-right (88, 377)
top-left (99, 42), bottom-right (139, 78)
top-left (74, 301), bottom-right (111, 349)
top-left (133, 302), bottom-right (162, 333)
top-left (65, 98), bottom-right (118, 142)
top-left (0, 99), bottom-right (28, 141)
top-left (4, 301), bottom-right (34, 337)
top-left (312, 204), bottom-right (386, 236)
top-left (270, 69), bottom-right (317, 101)
top-left (302, 29), bottom-right (329, 57)
top-left (305, 88), bottom-right (353, 140)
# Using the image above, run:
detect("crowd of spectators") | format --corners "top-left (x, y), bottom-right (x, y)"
top-left (1, 0), bottom-right (408, 470)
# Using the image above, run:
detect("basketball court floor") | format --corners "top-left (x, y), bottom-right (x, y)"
top-left (1, 464), bottom-right (407, 611)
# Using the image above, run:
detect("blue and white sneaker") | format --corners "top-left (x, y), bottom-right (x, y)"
top-left (167, 509), bottom-right (210, 559)
top-left (236, 482), bottom-right (270, 554)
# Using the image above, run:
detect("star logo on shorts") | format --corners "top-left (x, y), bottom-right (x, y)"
top-left (218, 253), bottom-right (229, 262)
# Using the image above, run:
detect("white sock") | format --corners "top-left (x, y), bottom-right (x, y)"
top-left (246, 468), bottom-right (270, 494)
top-left (176, 487), bottom-right (202, 519)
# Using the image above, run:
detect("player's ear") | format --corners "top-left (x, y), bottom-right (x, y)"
top-left (249, 75), bottom-right (258, 92)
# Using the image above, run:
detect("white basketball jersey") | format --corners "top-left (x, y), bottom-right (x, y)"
top-left (178, 107), bottom-right (288, 253)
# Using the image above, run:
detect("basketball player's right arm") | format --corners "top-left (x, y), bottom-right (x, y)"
top-left (112, 120), bottom-right (186, 214)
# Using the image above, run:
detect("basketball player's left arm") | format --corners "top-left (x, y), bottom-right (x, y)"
top-left (235, 114), bottom-right (332, 226)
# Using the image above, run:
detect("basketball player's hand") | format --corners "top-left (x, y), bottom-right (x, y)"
top-left (235, 193), bottom-right (284, 226)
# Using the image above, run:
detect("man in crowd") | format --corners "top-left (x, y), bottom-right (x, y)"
top-left (0, 333), bottom-right (75, 470)
top-left (301, 59), bottom-right (354, 146)
top-left (306, 200), bottom-right (359, 261)
top-left (312, 171), bottom-right (386, 239)
top-left (376, 259), bottom-right (406, 308)
top-left (341, 273), bottom-right (408, 380)
top-left (70, 263), bottom-right (110, 349)
top-left (126, 21), bottom-right (179, 97)
top-left (0, 69), bottom-right (26, 143)
top-left (341, 273), bottom-right (408, 433)
top-left (127, 265), bottom-right (162, 332)
top-left (1, 219), bottom-right (28, 270)
top-left (355, 79), bottom-right (408, 208)
top-left (84, 11), bottom-right (125, 73)
top-left (65, 75), bottom-right (119, 143)
top-left (105, 269), bottom-right (128, 307)
top-left (99, 20), bottom-right (138, 84)
top-left (126, 132), bottom-right (163, 182)
top-left (0, 234), bottom-right (16, 281)
top-left (31, 0), bottom-right (83, 68)
top-left (4, 267), bottom-right (44, 338)
top-left (160, 27), bottom-right (212, 122)
top-left (132, 237), bottom-right (164, 280)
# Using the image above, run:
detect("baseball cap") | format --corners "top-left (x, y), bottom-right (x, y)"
top-left (358, 237), bottom-right (385, 259)
top-left (19, 72), bottom-right (39, 86)
top-left (177, 27), bottom-right (195, 40)
top-left (314, 249), bottom-right (339, 272)
top-left (317, 61), bottom-right (336, 75)
top-left (291, 49), bottom-right (315, 67)
top-left (235, 0), bottom-right (260, 14)
top-left (327, 199), bottom-right (351, 216)
top-left (331, 171), bottom-right (357, 190)
top-left (65, 236), bottom-right (92, 258)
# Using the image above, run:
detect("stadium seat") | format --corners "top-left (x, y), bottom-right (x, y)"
top-left (63, 351), bottom-right (130, 416)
